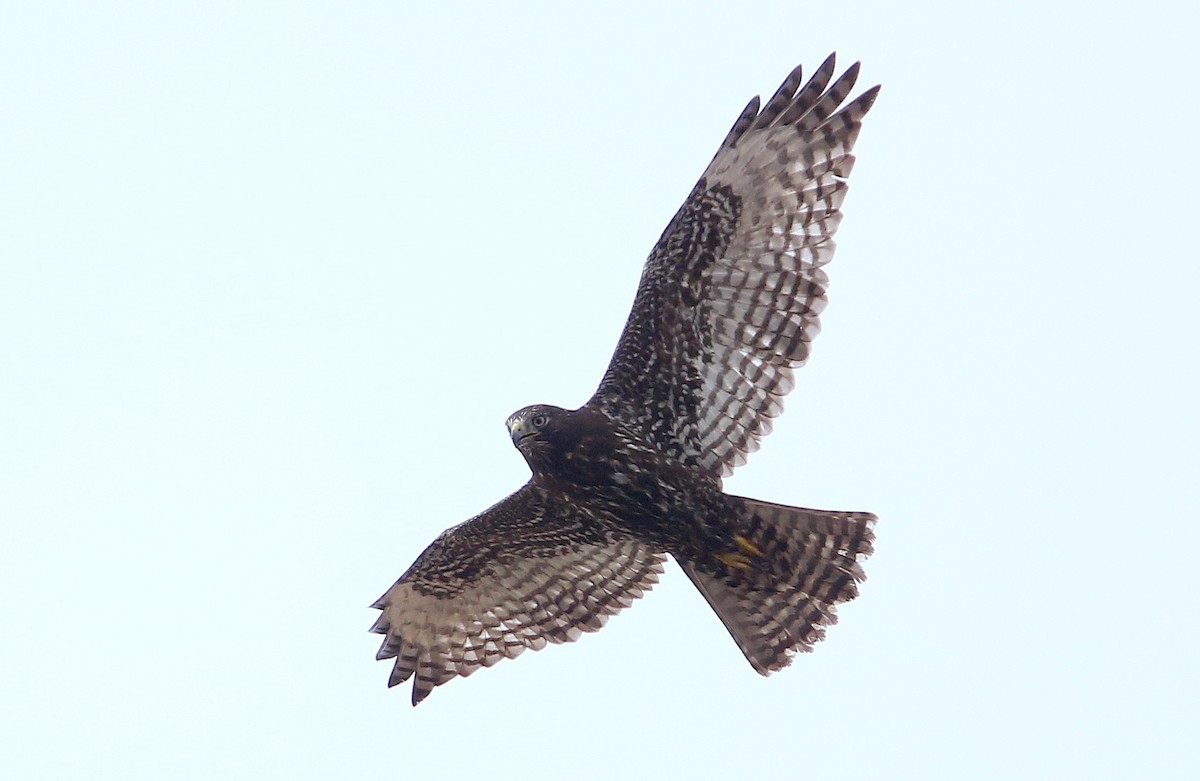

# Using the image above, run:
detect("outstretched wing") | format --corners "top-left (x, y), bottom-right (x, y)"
top-left (370, 485), bottom-right (665, 705)
top-left (589, 54), bottom-right (879, 477)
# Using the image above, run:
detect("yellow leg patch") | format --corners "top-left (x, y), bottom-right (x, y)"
top-left (716, 536), bottom-right (764, 571)
top-left (734, 535), bottom-right (763, 557)
top-left (716, 551), bottom-right (754, 571)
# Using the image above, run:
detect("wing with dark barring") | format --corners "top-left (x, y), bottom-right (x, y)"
top-left (370, 484), bottom-right (666, 705)
top-left (589, 54), bottom-right (879, 477)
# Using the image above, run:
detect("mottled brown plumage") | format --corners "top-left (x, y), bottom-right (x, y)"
top-left (372, 54), bottom-right (879, 705)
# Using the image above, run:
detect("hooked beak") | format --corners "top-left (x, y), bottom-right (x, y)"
top-left (508, 418), bottom-right (534, 446)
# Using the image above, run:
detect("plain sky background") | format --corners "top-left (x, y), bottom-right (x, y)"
top-left (2, 2), bottom-right (1198, 779)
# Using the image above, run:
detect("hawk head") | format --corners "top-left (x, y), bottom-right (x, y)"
top-left (506, 404), bottom-right (565, 452)
top-left (507, 404), bottom-right (627, 476)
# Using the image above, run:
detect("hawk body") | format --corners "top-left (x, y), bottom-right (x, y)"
top-left (509, 405), bottom-right (746, 564)
top-left (373, 55), bottom-right (879, 705)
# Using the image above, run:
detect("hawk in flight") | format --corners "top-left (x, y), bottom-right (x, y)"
top-left (372, 54), bottom-right (879, 705)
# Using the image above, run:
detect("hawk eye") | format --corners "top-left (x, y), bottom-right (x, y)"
top-left (531, 414), bottom-right (550, 428)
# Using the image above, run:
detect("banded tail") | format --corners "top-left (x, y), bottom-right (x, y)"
top-left (681, 497), bottom-right (876, 674)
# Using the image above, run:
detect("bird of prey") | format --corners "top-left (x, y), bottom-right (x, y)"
top-left (372, 54), bottom-right (879, 706)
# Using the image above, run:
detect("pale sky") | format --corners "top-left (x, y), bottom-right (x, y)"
top-left (2, 2), bottom-right (1198, 779)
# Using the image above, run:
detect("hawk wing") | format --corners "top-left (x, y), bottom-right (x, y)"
top-left (370, 484), bottom-right (665, 705)
top-left (589, 55), bottom-right (879, 477)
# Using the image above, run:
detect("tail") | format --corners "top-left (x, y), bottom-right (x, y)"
top-left (679, 496), bottom-right (875, 674)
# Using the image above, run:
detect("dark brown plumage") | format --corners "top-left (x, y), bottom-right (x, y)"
top-left (372, 54), bottom-right (879, 705)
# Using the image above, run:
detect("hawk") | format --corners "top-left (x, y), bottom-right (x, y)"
top-left (372, 54), bottom-right (879, 705)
